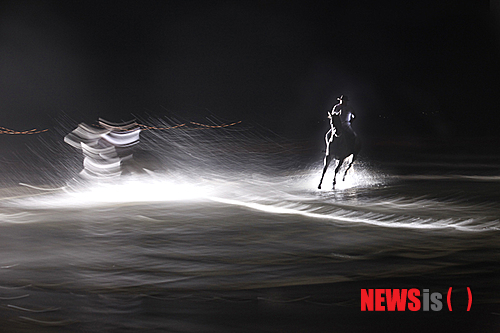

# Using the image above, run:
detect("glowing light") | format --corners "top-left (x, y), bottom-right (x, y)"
top-left (5, 169), bottom-right (496, 233)
top-left (312, 162), bottom-right (381, 191)
top-left (208, 196), bottom-right (488, 232)
top-left (63, 178), bottom-right (211, 206)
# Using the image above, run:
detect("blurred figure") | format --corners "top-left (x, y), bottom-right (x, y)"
top-left (65, 119), bottom-right (141, 180)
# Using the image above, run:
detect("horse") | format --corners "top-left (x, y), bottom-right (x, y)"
top-left (317, 115), bottom-right (362, 189)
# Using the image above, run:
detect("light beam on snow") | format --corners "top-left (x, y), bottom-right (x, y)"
top-left (64, 180), bottom-right (210, 205)
top-left (207, 196), bottom-right (492, 232)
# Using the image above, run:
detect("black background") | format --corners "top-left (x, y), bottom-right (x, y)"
top-left (1, 0), bottom-right (499, 149)
top-left (0, 3), bottom-right (499, 332)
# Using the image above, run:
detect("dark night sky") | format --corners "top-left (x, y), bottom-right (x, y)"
top-left (1, 0), bottom-right (499, 147)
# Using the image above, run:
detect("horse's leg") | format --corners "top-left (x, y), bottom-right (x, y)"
top-left (342, 136), bottom-right (362, 181)
top-left (332, 158), bottom-right (343, 188)
top-left (318, 154), bottom-right (332, 189)
top-left (342, 154), bottom-right (356, 181)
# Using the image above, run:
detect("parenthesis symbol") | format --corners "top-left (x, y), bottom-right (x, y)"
top-left (467, 287), bottom-right (472, 311)
top-left (447, 287), bottom-right (453, 311)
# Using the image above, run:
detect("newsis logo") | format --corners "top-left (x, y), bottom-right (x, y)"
top-left (361, 287), bottom-right (472, 312)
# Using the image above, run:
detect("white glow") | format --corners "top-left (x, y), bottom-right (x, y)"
top-left (208, 197), bottom-right (488, 232)
top-left (66, 179), bottom-right (210, 205)
top-left (15, 176), bottom-right (214, 209)
top-left (5, 169), bottom-right (496, 232)
top-left (311, 163), bottom-right (382, 191)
